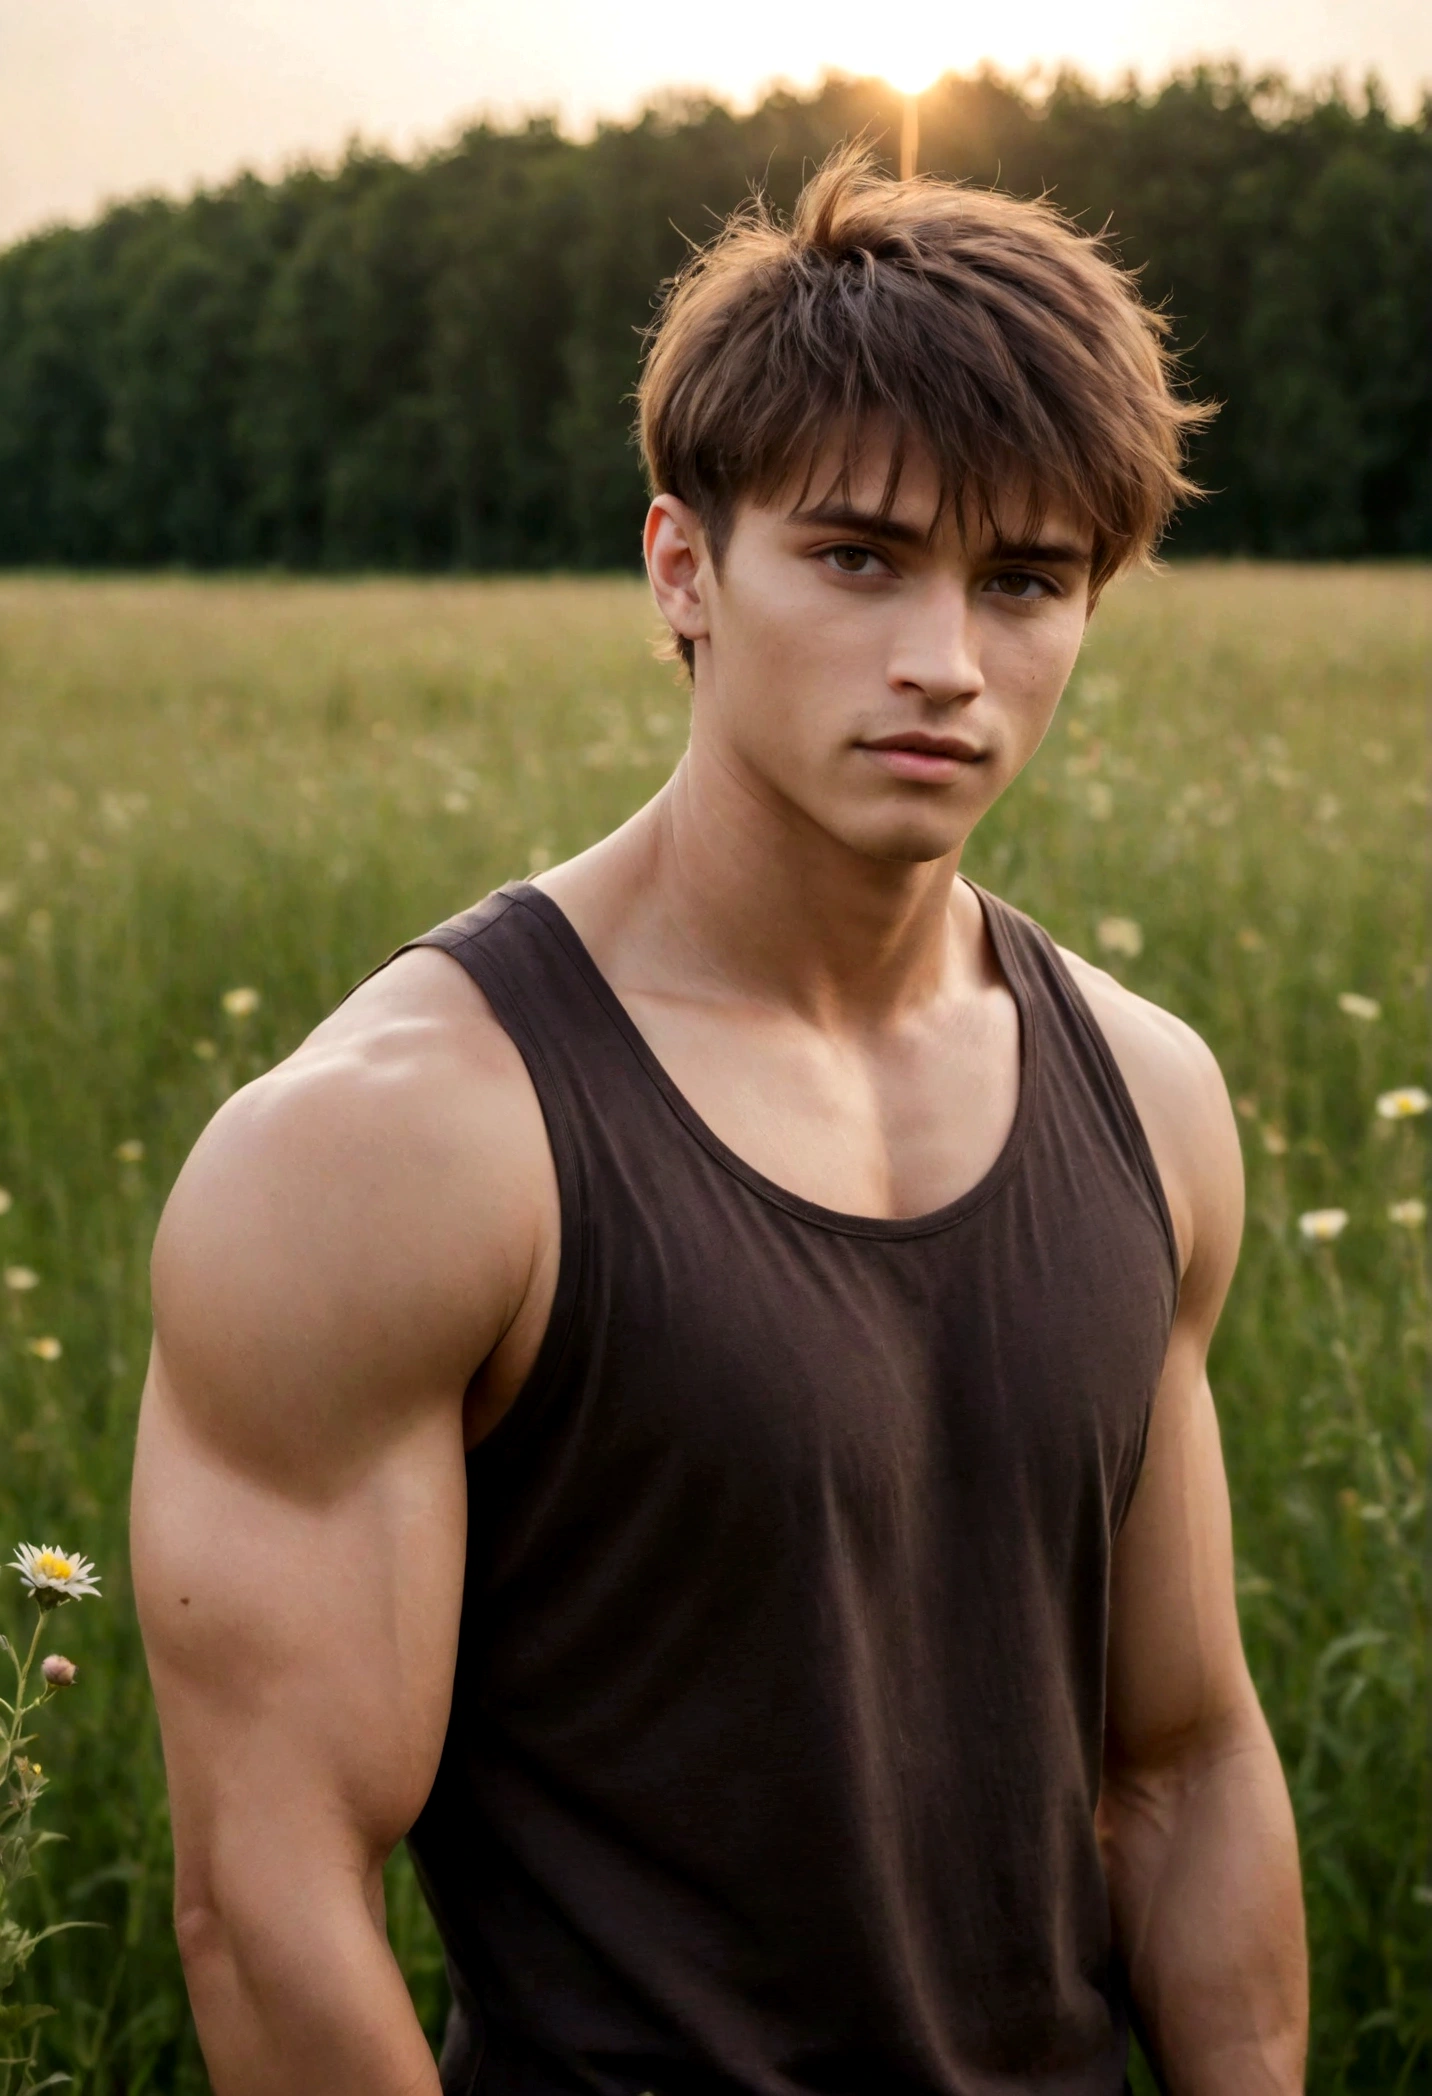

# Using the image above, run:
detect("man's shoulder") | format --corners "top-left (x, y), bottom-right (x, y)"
top-left (151, 944), bottom-right (549, 1421)
top-left (1050, 938), bottom-right (1242, 1288)
top-left (1054, 941), bottom-right (1224, 1103)
top-left (181, 941), bottom-right (542, 1218)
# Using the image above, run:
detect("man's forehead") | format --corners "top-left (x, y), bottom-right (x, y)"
top-left (771, 434), bottom-right (1091, 556)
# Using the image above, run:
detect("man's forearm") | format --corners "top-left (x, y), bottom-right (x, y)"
top-left (177, 1880), bottom-right (441, 2096)
top-left (1099, 1706), bottom-right (1307, 2095)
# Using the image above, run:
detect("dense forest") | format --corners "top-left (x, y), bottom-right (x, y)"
top-left (0, 66), bottom-right (1429, 571)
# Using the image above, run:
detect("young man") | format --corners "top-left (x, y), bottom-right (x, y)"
top-left (132, 148), bottom-right (1307, 2095)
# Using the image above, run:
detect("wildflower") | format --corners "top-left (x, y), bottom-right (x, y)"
top-left (1388, 1199), bottom-right (1426, 1228)
top-left (1085, 781), bottom-right (1114, 821)
top-left (1096, 916), bottom-right (1143, 959)
top-left (1298, 1208), bottom-right (1349, 1243)
top-left (1234, 1096), bottom-right (1257, 1120)
top-left (27, 1336), bottom-right (62, 1361)
top-left (1236, 927), bottom-right (1265, 952)
top-left (442, 790), bottom-right (470, 814)
top-left (193, 1038), bottom-right (218, 1061)
top-left (1376, 1087), bottom-right (1430, 1120)
top-left (10, 1542), bottom-right (101, 1606)
top-left (114, 1138), bottom-right (145, 1163)
top-left (1077, 672), bottom-right (1122, 707)
top-left (41, 1653), bottom-right (76, 1688)
top-left (0, 1186), bottom-right (11, 1215)
top-left (1337, 992), bottom-right (1381, 1022)
top-left (1261, 1127), bottom-right (1289, 1156)
top-left (5, 1265), bottom-right (39, 1290)
top-left (221, 986), bottom-right (261, 1018)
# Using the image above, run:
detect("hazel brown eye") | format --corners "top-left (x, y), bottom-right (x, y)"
top-left (829, 546), bottom-right (874, 573)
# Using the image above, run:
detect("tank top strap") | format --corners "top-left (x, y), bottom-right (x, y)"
top-left (972, 882), bottom-right (1180, 1289)
top-left (385, 874), bottom-right (695, 1229)
top-left (396, 881), bottom-right (633, 1095)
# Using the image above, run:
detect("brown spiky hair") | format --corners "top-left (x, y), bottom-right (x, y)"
top-left (637, 143), bottom-right (1212, 671)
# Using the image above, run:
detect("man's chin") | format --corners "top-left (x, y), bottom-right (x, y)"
top-left (830, 811), bottom-right (969, 867)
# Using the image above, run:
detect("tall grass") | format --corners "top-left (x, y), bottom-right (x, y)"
top-left (0, 568), bottom-right (1425, 2091)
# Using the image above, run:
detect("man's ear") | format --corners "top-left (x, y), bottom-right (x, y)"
top-left (644, 495), bottom-right (711, 650)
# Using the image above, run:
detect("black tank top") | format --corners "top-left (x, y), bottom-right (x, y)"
top-left (397, 879), bottom-right (1179, 2096)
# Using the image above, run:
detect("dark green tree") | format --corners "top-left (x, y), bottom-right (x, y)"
top-left (0, 68), bottom-right (1427, 570)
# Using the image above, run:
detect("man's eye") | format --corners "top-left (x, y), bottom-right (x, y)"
top-left (825, 545), bottom-right (882, 575)
top-left (988, 570), bottom-right (1052, 599)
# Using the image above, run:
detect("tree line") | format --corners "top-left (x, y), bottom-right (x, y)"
top-left (0, 66), bottom-right (1428, 571)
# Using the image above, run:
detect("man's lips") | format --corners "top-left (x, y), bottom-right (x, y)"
top-left (856, 731), bottom-right (987, 780)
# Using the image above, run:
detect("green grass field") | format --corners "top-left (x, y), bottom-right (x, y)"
top-left (0, 568), bottom-right (1426, 2092)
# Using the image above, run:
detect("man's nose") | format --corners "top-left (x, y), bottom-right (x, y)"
top-left (886, 585), bottom-right (984, 705)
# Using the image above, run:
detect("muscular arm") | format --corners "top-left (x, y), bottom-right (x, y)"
top-left (1076, 964), bottom-right (1308, 2093)
top-left (132, 954), bottom-right (552, 2095)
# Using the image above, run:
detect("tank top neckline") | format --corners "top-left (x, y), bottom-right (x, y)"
top-left (499, 877), bottom-right (1041, 1243)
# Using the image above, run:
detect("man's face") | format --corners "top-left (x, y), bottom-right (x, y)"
top-left (649, 440), bottom-right (1094, 865)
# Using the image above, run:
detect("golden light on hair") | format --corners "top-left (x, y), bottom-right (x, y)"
top-left (639, 142), bottom-right (1212, 674)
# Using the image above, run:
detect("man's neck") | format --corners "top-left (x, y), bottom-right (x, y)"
top-left (548, 740), bottom-right (987, 1034)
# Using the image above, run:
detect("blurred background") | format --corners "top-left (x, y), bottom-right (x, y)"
top-left (0, 5), bottom-right (1427, 2092)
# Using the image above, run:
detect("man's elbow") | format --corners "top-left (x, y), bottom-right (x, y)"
top-left (173, 1860), bottom-right (248, 1998)
top-left (171, 1838), bottom-right (286, 2010)
top-left (175, 1893), bottom-right (226, 1973)
top-left (1101, 1678), bottom-right (1274, 1835)
top-left (1112, 1663), bottom-right (1268, 1771)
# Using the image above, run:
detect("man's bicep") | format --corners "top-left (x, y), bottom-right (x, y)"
top-left (133, 1346), bottom-right (467, 1899)
top-left (1106, 1334), bottom-right (1253, 1769)
top-left (1062, 962), bottom-right (1256, 1767)
top-left (131, 1046), bottom-right (514, 1907)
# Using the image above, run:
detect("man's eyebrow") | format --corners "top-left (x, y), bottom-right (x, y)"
top-left (788, 504), bottom-right (1093, 568)
top-left (786, 502), bottom-right (929, 546)
top-left (986, 537), bottom-right (1092, 567)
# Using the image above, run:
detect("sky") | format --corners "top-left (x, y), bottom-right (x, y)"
top-left (2, 0), bottom-right (1429, 246)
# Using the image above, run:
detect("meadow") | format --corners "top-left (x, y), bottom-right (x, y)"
top-left (0, 566), bottom-right (1425, 2092)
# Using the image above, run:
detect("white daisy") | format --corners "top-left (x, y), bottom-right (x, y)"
top-left (10, 1542), bottom-right (102, 1605)
top-left (221, 986), bottom-right (261, 1018)
top-left (1388, 1199), bottom-right (1426, 1228)
top-left (1337, 992), bottom-right (1381, 1022)
top-left (1376, 1087), bottom-right (1430, 1120)
top-left (1298, 1209), bottom-right (1349, 1244)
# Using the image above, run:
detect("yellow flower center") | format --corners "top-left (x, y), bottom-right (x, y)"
top-left (35, 1551), bottom-right (75, 1581)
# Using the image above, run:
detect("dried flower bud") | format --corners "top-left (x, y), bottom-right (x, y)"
top-left (42, 1652), bottom-right (77, 1687)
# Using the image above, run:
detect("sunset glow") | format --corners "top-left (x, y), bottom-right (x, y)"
top-left (1, 0), bottom-right (1427, 244)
